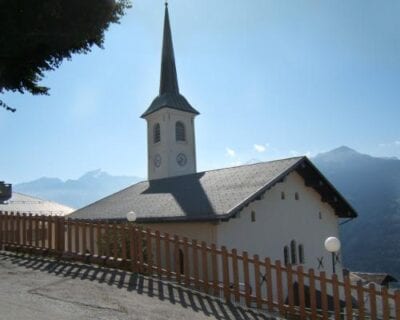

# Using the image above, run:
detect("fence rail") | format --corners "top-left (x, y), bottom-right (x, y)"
top-left (0, 211), bottom-right (399, 320)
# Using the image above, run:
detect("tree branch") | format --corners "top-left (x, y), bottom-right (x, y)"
top-left (0, 99), bottom-right (16, 112)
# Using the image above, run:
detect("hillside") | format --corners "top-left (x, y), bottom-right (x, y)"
top-left (14, 170), bottom-right (141, 209)
top-left (313, 146), bottom-right (400, 279)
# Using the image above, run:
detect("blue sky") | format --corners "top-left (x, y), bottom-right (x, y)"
top-left (2, 0), bottom-right (400, 184)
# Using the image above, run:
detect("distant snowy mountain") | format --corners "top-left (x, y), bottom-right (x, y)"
top-left (312, 146), bottom-right (400, 279)
top-left (14, 170), bottom-right (142, 209)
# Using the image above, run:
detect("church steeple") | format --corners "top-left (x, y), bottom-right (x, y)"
top-left (141, 4), bottom-right (199, 118)
top-left (142, 4), bottom-right (199, 181)
top-left (159, 3), bottom-right (179, 95)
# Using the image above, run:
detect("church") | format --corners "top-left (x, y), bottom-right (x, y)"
top-left (71, 4), bottom-right (357, 277)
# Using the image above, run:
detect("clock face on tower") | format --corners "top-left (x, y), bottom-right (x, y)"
top-left (176, 153), bottom-right (187, 167)
top-left (153, 154), bottom-right (162, 168)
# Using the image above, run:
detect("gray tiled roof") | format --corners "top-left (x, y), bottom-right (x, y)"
top-left (0, 192), bottom-right (74, 216)
top-left (70, 157), bottom-right (357, 222)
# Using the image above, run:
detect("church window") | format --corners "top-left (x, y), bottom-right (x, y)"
top-left (290, 240), bottom-right (297, 264)
top-left (153, 123), bottom-right (161, 143)
top-left (175, 121), bottom-right (186, 141)
top-left (283, 246), bottom-right (289, 265)
top-left (281, 192), bottom-right (285, 200)
top-left (295, 192), bottom-right (299, 200)
top-left (251, 210), bottom-right (256, 222)
top-left (298, 244), bottom-right (305, 264)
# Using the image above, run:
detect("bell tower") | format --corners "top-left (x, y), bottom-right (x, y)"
top-left (141, 3), bottom-right (199, 181)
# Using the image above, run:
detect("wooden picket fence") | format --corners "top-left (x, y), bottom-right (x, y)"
top-left (0, 211), bottom-right (399, 320)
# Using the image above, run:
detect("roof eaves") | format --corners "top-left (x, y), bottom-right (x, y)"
top-left (224, 157), bottom-right (305, 220)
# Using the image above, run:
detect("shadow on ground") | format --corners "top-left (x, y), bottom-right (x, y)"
top-left (0, 252), bottom-right (276, 320)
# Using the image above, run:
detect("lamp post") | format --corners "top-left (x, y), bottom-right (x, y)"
top-left (126, 211), bottom-right (137, 222)
top-left (324, 236), bottom-right (341, 274)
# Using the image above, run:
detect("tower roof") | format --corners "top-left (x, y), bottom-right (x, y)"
top-left (141, 3), bottom-right (199, 118)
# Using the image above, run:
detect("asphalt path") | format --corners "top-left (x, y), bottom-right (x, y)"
top-left (0, 252), bottom-right (277, 320)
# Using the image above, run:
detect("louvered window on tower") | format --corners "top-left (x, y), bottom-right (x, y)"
top-left (154, 123), bottom-right (161, 143)
top-left (176, 121), bottom-right (186, 141)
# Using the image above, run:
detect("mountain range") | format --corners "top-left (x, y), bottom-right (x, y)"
top-left (13, 147), bottom-right (400, 279)
top-left (14, 169), bottom-right (141, 209)
top-left (313, 146), bottom-right (400, 280)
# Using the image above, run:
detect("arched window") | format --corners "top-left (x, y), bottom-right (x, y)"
top-left (290, 240), bottom-right (297, 265)
top-left (284, 246), bottom-right (289, 266)
top-left (281, 191), bottom-right (285, 200)
top-left (295, 192), bottom-right (299, 200)
top-left (251, 210), bottom-right (256, 222)
top-left (298, 244), bottom-right (305, 264)
top-left (153, 123), bottom-right (160, 143)
top-left (175, 121), bottom-right (186, 141)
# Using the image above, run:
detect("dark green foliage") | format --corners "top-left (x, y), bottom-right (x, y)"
top-left (0, 0), bottom-right (131, 110)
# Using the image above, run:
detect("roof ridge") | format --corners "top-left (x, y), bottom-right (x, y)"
top-left (146, 156), bottom-right (306, 182)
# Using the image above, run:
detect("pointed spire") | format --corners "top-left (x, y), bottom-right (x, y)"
top-left (141, 3), bottom-right (199, 118)
top-left (159, 3), bottom-right (179, 94)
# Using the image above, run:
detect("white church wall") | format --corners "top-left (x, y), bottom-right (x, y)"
top-left (145, 108), bottom-right (196, 180)
top-left (215, 171), bottom-right (342, 298)
top-left (216, 171), bottom-right (340, 275)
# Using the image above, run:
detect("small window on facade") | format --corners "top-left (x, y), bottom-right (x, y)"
top-left (251, 210), bottom-right (256, 222)
top-left (175, 121), bottom-right (186, 141)
top-left (284, 246), bottom-right (289, 266)
top-left (290, 240), bottom-right (297, 265)
top-left (281, 192), bottom-right (285, 200)
top-left (295, 192), bottom-right (299, 200)
top-left (318, 211), bottom-right (322, 220)
top-left (298, 244), bottom-right (305, 264)
top-left (153, 123), bottom-right (161, 143)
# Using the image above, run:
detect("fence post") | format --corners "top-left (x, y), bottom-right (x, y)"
top-left (201, 241), bottom-right (209, 294)
top-left (192, 239), bottom-right (200, 289)
top-left (232, 249), bottom-right (240, 303)
top-left (183, 237), bottom-right (190, 287)
top-left (320, 271), bottom-right (329, 320)
top-left (211, 243), bottom-right (219, 296)
top-left (332, 273), bottom-right (341, 320)
top-left (381, 287), bottom-right (389, 320)
top-left (344, 275), bottom-right (353, 320)
top-left (22, 213), bottom-right (26, 246)
top-left (165, 233), bottom-right (171, 280)
top-left (146, 228), bottom-right (153, 275)
top-left (308, 269), bottom-right (318, 320)
top-left (275, 260), bottom-right (284, 316)
top-left (243, 251), bottom-right (251, 307)
top-left (155, 230), bottom-right (162, 277)
top-left (253, 254), bottom-right (262, 309)
top-left (287, 264), bottom-right (295, 315)
top-left (297, 266), bottom-right (306, 320)
top-left (221, 246), bottom-right (230, 302)
top-left (395, 291), bottom-right (400, 320)
top-left (264, 258), bottom-right (274, 312)
top-left (369, 283), bottom-right (377, 320)
top-left (0, 212), bottom-right (3, 249)
top-left (56, 216), bottom-right (65, 255)
top-left (129, 224), bottom-right (137, 272)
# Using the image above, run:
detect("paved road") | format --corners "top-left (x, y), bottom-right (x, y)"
top-left (0, 252), bottom-right (276, 320)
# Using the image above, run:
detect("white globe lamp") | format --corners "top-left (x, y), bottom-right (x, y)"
top-left (126, 211), bottom-right (137, 222)
top-left (324, 236), bottom-right (341, 273)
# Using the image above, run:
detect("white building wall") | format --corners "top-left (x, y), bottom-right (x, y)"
top-left (145, 108), bottom-right (197, 180)
top-left (216, 171), bottom-right (341, 278)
